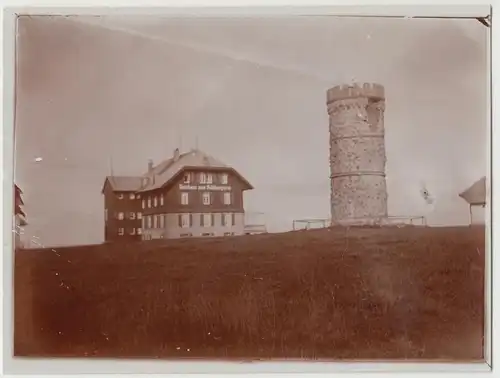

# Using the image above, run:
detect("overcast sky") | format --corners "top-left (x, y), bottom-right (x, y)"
top-left (15, 14), bottom-right (488, 247)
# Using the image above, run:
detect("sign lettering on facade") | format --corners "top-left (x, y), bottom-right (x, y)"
top-left (179, 184), bottom-right (232, 191)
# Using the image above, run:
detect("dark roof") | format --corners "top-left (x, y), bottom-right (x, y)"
top-left (101, 176), bottom-right (143, 193)
top-left (102, 149), bottom-right (253, 194)
top-left (138, 149), bottom-right (235, 192)
top-left (15, 205), bottom-right (26, 218)
top-left (459, 176), bottom-right (486, 206)
top-left (14, 184), bottom-right (26, 221)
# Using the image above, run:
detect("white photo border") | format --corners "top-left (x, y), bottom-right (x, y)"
top-left (1, 1), bottom-right (495, 376)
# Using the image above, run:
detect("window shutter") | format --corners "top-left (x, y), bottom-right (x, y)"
top-left (211, 213), bottom-right (215, 226)
top-left (200, 214), bottom-right (204, 226)
top-left (178, 214), bottom-right (182, 227)
top-left (189, 213), bottom-right (193, 227)
top-left (232, 213), bottom-right (236, 226)
top-left (221, 213), bottom-right (225, 226)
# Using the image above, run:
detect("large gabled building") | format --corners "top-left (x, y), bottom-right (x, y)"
top-left (102, 148), bottom-right (254, 242)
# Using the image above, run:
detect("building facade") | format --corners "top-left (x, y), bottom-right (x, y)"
top-left (101, 148), bottom-right (253, 242)
top-left (101, 177), bottom-right (143, 243)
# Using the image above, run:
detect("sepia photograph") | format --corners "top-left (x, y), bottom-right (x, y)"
top-left (8, 5), bottom-right (490, 369)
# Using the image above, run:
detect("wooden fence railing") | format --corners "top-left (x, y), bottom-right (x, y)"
top-left (292, 215), bottom-right (427, 230)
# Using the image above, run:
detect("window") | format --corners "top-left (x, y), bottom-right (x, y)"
top-left (147, 216), bottom-right (152, 229)
top-left (142, 199), bottom-right (146, 209)
top-left (117, 193), bottom-right (124, 199)
top-left (202, 192), bottom-right (211, 205)
top-left (137, 194), bottom-right (141, 199)
top-left (129, 193), bottom-right (135, 200)
top-left (221, 173), bottom-right (228, 185)
top-left (153, 196), bottom-right (158, 207)
top-left (179, 214), bottom-right (190, 228)
top-left (129, 212), bottom-right (136, 220)
top-left (224, 213), bottom-right (232, 227)
top-left (142, 218), bottom-right (145, 229)
top-left (105, 209), bottom-right (108, 222)
top-left (137, 212), bottom-right (142, 219)
top-left (180, 233), bottom-right (193, 238)
top-left (137, 228), bottom-right (142, 235)
top-left (202, 232), bottom-right (214, 237)
top-left (199, 172), bottom-right (207, 184)
top-left (224, 232), bottom-right (234, 236)
top-left (160, 194), bottom-right (164, 206)
top-left (117, 212), bottom-right (124, 220)
top-left (223, 192), bottom-right (232, 205)
top-left (130, 228), bottom-right (136, 235)
top-left (232, 213), bottom-right (236, 226)
top-left (202, 213), bottom-right (212, 227)
top-left (147, 197), bottom-right (151, 208)
top-left (118, 228), bottom-right (124, 236)
top-left (159, 215), bottom-right (164, 229)
top-left (207, 173), bottom-right (213, 184)
top-left (153, 215), bottom-right (158, 229)
top-left (183, 173), bottom-right (191, 184)
top-left (181, 192), bottom-right (189, 205)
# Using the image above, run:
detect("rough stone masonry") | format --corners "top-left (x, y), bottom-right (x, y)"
top-left (326, 83), bottom-right (388, 225)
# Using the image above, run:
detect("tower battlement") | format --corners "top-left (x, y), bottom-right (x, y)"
top-left (327, 83), bottom-right (385, 104)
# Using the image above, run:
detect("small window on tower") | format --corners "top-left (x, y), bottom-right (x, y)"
top-left (137, 228), bottom-right (142, 235)
top-left (118, 228), bottom-right (124, 236)
top-left (160, 194), bottom-right (164, 206)
top-left (221, 173), bottom-right (228, 185)
top-left (117, 193), bottom-right (124, 199)
top-left (137, 212), bottom-right (142, 219)
top-left (117, 212), bottom-right (124, 220)
top-left (153, 196), bottom-right (158, 207)
top-left (181, 192), bottom-right (189, 205)
top-left (129, 193), bottom-right (135, 200)
top-left (207, 173), bottom-right (213, 184)
top-left (142, 199), bottom-right (146, 209)
top-left (183, 173), bottom-right (191, 184)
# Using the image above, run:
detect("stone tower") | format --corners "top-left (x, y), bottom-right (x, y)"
top-left (326, 83), bottom-right (388, 225)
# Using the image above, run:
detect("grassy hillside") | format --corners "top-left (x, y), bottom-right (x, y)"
top-left (14, 226), bottom-right (485, 360)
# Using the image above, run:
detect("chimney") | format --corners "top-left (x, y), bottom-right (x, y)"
top-left (148, 159), bottom-right (153, 172)
top-left (173, 148), bottom-right (180, 162)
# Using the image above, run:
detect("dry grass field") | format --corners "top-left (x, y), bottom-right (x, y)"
top-left (14, 226), bottom-right (485, 361)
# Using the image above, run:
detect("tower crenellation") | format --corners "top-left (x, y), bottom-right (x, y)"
top-left (327, 83), bottom-right (385, 105)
